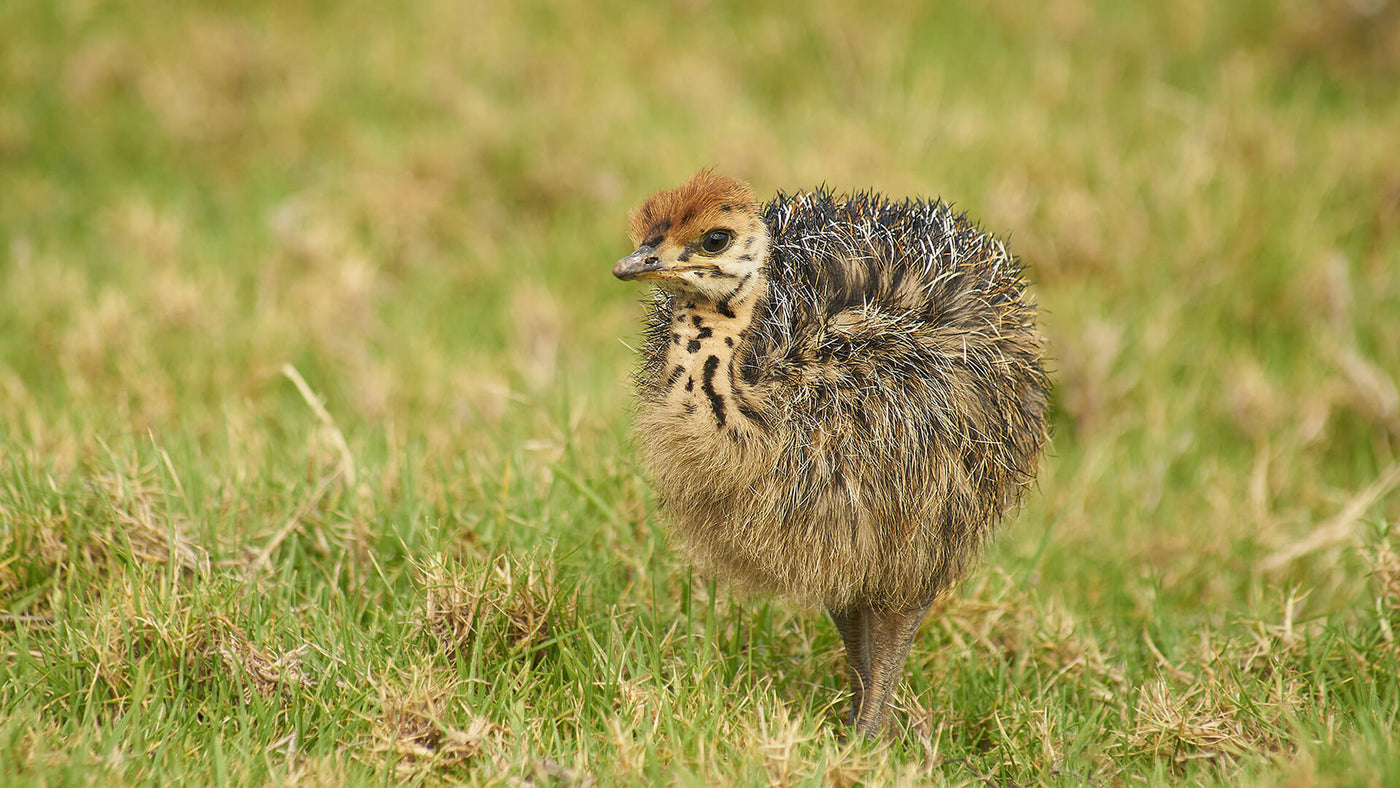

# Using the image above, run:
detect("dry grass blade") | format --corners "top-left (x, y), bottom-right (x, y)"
top-left (417, 552), bottom-right (566, 660)
top-left (1260, 463), bottom-right (1400, 570)
top-left (76, 582), bottom-right (311, 702)
top-left (370, 670), bottom-right (500, 776)
top-left (1120, 678), bottom-right (1274, 766)
top-left (245, 467), bottom-right (342, 575)
top-left (87, 459), bottom-right (210, 577)
top-left (1363, 529), bottom-right (1400, 648)
top-left (281, 363), bottom-right (356, 487)
top-left (198, 614), bottom-right (312, 700)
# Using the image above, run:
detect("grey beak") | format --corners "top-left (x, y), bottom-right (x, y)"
top-left (613, 245), bottom-right (661, 280)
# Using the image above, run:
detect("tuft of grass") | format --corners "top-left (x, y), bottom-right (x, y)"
top-left (3, 0), bottom-right (1399, 785)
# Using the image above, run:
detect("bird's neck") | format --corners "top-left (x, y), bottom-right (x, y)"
top-left (660, 272), bottom-right (767, 433)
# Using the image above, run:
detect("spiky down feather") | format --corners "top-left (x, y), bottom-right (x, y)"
top-left (630, 185), bottom-right (1049, 610)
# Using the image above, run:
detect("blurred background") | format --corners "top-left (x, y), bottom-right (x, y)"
top-left (2, 0), bottom-right (1399, 781)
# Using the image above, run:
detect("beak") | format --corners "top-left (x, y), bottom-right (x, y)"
top-left (613, 245), bottom-right (663, 281)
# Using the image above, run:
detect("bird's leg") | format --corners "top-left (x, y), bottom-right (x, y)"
top-left (827, 605), bottom-right (872, 726)
top-left (853, 602), bottom-right (933, 741)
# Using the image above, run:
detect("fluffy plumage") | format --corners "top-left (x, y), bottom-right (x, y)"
top-left (614, 169), bottom-right (1050, 737)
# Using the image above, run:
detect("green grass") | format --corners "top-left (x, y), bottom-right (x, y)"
top-left (3, 0), bottom-right (1399, 784)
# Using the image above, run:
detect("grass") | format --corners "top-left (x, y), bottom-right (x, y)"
top-left (2, 0), bottom-right (1399, 784)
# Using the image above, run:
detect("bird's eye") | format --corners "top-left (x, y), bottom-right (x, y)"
top-left (699, 230), bottom-right (733, 255)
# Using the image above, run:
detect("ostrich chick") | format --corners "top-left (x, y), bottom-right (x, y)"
top-left (613, 170), bottom-right (1049, 739)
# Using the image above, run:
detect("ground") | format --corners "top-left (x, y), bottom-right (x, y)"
top-left (2, 1), bottom-right (1399, 785)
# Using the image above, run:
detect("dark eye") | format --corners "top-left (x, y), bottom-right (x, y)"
top-left (699, 230), bottom-right (732, 255)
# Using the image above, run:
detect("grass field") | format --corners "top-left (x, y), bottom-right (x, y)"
top-left (3, 0), bottom-right (1399, 784)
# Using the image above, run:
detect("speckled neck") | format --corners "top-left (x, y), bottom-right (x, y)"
top-left (659, 272), bottom-right (767, 433)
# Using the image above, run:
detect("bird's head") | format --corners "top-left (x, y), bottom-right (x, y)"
top-left (615, 170), bottom-right (769, 302)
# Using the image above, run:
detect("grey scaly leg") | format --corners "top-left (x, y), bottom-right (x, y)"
top-left (827, 605), bottom-right (872, 727)
top-left (853, 602), bottom-right (932, 740)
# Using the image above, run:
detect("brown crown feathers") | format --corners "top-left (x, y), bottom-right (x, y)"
top-left (625, 169), bottom-right (760, 249)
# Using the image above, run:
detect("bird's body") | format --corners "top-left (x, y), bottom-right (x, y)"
top-left (614, 170), bottom-right (1049, 738)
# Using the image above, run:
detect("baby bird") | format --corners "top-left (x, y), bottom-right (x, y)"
top-left (613, 170), bottom-right (1049, 739)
